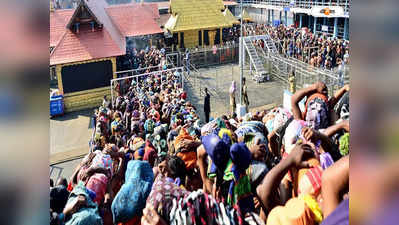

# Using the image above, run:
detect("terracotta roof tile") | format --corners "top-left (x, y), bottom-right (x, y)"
top-left (50, 25), bottom-right (123, 65)
top-left (106, 4), bottom-right (163, 37)
top-left (50, 9), bottom-right (74, 47)
top-left (223, 1), bottom-right (238, 6)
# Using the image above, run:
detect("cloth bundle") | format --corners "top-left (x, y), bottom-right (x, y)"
top-left (169, 189), bottom-right (249, 225)
top-left (65, 182), bottom-right (103, 225)
top-left (111, 161), bottom-right (154, 224)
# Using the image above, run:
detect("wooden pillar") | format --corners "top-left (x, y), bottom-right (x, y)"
top-left (177, 32), bottom-right (180, 49)
top-left (220, 28), bottom-right (223, 45)
top-left (56, 64), bottom-right (63, 95)
top-left (111, 57), bottom-right (117, 79)
top-left (201, 30), bottom-right (204, 47)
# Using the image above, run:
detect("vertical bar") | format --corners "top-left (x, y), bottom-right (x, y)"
top-left (110, 80), bottom-right (113, 108)
top-left (299, 14), bottom-right (303, 27)
top-left (272, 9), bottom-right (274, 26)
top-left (313, 16), bottom-right (317, 34)
top-left (268, 9), bottom-right (270, 24)
top-left (344, 18), bottom-right (348, 40)
top-left (334, 17), bottom-right (338, 37)
top-left (284, 11), bottom-right (288, 26)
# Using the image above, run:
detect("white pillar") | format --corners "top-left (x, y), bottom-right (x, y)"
top-left (285, 11), bottom-right (288, 26)
top-left (344, 18), bottom-right (349, 40)
top-left (313, 17), bottom-right (317, 34)
top-left (268, 9), bottom-right (271, 24)
top-left (272, 10), bottom-right (274, 26)
top-left (333, 17), bottom-right (338, 37)
top-left (299, 14), bottom-right (303, 27)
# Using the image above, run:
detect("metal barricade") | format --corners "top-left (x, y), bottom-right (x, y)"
top-left (167, 45), bottom-right (239, 69)
top-left (110, 67), bottom-right (185, 107)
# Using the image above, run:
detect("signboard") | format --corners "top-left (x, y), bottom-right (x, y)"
top-left (322, 25), bottom-right (329, 32)
top-left (311, 6), bottom-right (345, 18)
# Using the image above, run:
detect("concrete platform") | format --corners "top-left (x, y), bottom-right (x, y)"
top-left (50, 108), bottom-right (95, 165)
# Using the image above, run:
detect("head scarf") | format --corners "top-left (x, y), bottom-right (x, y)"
top-left (86, 173), bottom-right (108, 206)
top-left (202, 133), bottom-right (230, 170)
top-left (143, 140), bottom-right (158, 167)
top-left (230, 81), bottom-right (237, 94)
top-left (131, 137), bottom-right (145, 151)
top-left (267, 197), bottom-right (316, 225)
top-left (339, 133), bottom-right (349, 156)
top-left (296, 163), bottom-right (323, 198)
top-left (319, 152), bottom-right (334, 170)
top-left (226, 143), bottom-right (254, 214)
top-left (146, 176), bottom-right (188, 223)
top-left (304, 93), bottom-right (329, 130)
top-left (65, 182), bottom-right (102, 225)
top-left (283, 120), bottom-right (308, 154)
top-left (144, 118), bottom-right (155, 134)
top-left (111, 161), bottom-right (154, 224)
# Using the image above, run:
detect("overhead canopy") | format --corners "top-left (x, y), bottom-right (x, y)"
top-left (223, 8), bottom-right (239, 25)
top-left (165, 0), bottom-right (232, 32)
top-left (237, 8), bottom-right (253, 22)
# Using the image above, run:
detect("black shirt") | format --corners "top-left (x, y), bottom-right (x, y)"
top-left (204, 93), bottom-right (210, 112)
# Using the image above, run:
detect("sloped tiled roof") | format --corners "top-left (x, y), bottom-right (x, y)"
top-left (50, 25), bottom-right (123, 65)
top-left (223, 1), bottom-right (238, 6)
top-left (238, 8), bottom-right (253, 22)
top-left (50, 0), bottom-right (163, 65)
top-left (165, 0), bottom-right (232, 32)
top-left (85, 0), bottom-right (126, 53)
top-left (106, 3), bottom-right (162, 37)
top-left (223, 8), bottom-right (239, 25)
top-left (50, 9), bottom-right (74, 47)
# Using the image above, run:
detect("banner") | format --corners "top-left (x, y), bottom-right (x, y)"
top-left (311, 6), bottom-right (345, 18)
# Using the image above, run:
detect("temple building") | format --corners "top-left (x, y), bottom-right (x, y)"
top-left (164, 0), bottom-right (235, 49)
top-left (50, 0), bottom-right (162, 112)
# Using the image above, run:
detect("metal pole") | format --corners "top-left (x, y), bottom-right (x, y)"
top-left (110, 80), bottom-right (113, 108)
top-left (240, 0), bottom-right (243, 105)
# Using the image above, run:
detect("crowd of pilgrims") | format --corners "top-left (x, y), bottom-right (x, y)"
top-left (244, 24), bottom-right (350, 70)
top-left (50, 45), bottom-right (350, 225)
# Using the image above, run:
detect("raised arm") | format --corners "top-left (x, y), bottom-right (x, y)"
top-left (196, 145), bottom-right (213, 194)
top-left (328, 84), bottom-right (349, 109)
top-left (323, 120), bottom-right (349, 138)
top-left (256, 143), bottom-right (314, 211)
top-left (291, 82), bottom-right (327, 120)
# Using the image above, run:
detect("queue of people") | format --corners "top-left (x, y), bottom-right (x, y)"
top-left (244, 23), bottom-right (350, 71)
top-left (50, 59), bottom-right (350, 225)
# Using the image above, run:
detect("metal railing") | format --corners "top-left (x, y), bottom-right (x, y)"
top-left (167, 45), bottom-right (240, 69)
top-left (110, 67), bottom-right (185, 107)
top-left (238, 0), bottom-right (351, 13)
top-left (257, 38), bottom-right (347, 94)
top-left (115, 65), bottom-right (163, 78)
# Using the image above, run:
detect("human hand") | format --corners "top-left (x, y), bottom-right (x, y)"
top-left (141, 205), bottom-right (167, 225)
top-left (287, 143), bottom-right (315, 169)
top-left (343, 84), bottom-right (349, 92)
top-left (313, 81), bottom-right (327, 95)
top-left (301, 127), bottom-right (321, 142)
top-left (63, 195), bottom-right (87, 216)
